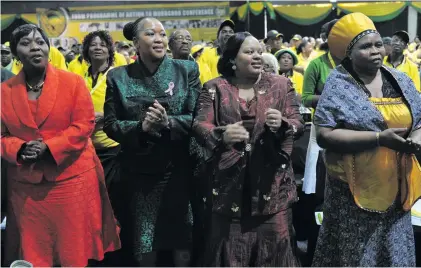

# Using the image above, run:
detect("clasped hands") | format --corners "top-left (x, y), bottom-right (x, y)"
top-left (142, 100), bottom-right (169, 133)
top-left (222, 108), bottom-right (283, 146)
top-left (379, 128), bottom-right (421, 154)
top-left (19, 138), bottom-right (48, 163)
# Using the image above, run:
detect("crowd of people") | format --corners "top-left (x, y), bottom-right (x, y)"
top-left (1, 11), bottom-right (421, 267)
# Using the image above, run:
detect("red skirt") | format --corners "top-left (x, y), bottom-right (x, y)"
top-left (4, 164), bottom-right (121, 267)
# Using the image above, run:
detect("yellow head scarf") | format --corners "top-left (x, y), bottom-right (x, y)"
top-left (328, 12), bottom-right (377, 60)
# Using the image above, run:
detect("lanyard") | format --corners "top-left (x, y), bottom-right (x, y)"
top-left (328, 52), bottom-right (336, 69)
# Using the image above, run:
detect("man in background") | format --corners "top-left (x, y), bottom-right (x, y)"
top-left (1, 43), bottom-right (13, 72)
top-left (384, 30), bottom-right (420, 91)
top-left (264, 30), bottom-right (284, 54)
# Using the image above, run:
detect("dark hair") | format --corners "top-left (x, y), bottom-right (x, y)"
top-left (192, 48), bottom-right (204, 59)
top-left (297, 40), bottom-right (310, 55)
top-left (217, 32), bottom-right (252, 77)
top-left (382, 37), bottom-right (392, 46)
top-left (10, 24), bottom-right (50, 57)
top-left (123, 17), bottom-right (148, 41)
top-left (323, 19), bottom-right (338, 38)
top-left (82, 30), bottom-right (115, 66)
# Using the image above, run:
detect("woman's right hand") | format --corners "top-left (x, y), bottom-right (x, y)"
top-left (222, 122), bottom-right (249, 147)
top-left (379, 128), bottom-right (413, 153)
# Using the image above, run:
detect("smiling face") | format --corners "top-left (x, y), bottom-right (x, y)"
top-left (88, 35), bottom-right (110, 63)
top-left (16, 30), bottom-right (49, 70)
top-left (218, 25), bottom-right (234, 51)
top-left (349, 33), bottom-right (385, 72)
top-left (391, 34), bottom-right (406, 55)
top-left (170, 29), bottom-right (192, 59)
top-left (134, 18), bottom-right (168, 62)
top-left (234, 36), bottom-right (263, 78)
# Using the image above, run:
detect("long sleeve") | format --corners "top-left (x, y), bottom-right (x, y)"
top-left (44, 76), bottom-right (95, 166)
top-left (1, 121), bottom-right (26, 165)
top-left (301, 60), bottom-right (319, 108)
top-left (103, 72), bottom-right (155, 148)
top-left (192, 83), bottom-right (224, 151)
top-left (168, 63), bottom-right (201, 141)
top-left (271, 82), bottom-right (304, 161)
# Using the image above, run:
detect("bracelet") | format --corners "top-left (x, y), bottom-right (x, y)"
top-left (376, 132), bottom-right (380, 147)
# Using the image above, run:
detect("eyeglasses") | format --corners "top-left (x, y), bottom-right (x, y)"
top-left (173, 35), bottom-right (192, 43)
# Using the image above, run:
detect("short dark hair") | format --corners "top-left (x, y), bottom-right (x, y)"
top-left (297, 40), bottom-right (310, 55)
top-left (217, 32), bottom-right (252, 78)
top-left (382, 37), bottom-right (392, 46)
top-left (123, 17), bottom-right (165, 41)
top-left (10, 24), bottom-right (50, 57)
top-left (82, 30), bottom-right (115, 66)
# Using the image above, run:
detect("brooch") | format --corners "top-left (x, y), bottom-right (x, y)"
top-left (208, 88), bottom-right (216, 100)
top-left (165, 82), bottom-right (174, 96)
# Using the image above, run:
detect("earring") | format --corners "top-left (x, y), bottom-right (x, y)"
top-left (232, 64), bottom-right (237, 70)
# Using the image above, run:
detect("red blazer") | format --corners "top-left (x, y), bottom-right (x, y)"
top-left (1, 64), bottom-right (97, 183)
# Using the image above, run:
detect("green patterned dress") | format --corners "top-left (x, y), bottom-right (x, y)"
top-left (103, 56), bottom-right (201, 258)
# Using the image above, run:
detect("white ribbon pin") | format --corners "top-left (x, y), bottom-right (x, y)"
top-left (165, 82), bottom-right (175, 96)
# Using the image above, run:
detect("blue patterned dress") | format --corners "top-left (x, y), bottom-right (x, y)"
top-left (312, 64), bottom-right (421, 267)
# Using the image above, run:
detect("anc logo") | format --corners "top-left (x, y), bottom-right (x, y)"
top-left (38, 8), bottom-right (68, 38)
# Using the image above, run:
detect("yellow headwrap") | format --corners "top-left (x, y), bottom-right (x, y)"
top-left (328, 12), bottom-right (377, 60)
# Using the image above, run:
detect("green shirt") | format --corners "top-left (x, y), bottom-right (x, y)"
top-left (302, 53), bottom-right (334, 109)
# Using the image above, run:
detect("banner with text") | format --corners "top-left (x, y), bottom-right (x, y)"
top-left (36, 2), bottom-right (229, 46)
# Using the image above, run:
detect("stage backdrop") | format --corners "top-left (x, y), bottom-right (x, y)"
top-left (33, 2), bottom-right (230, 48)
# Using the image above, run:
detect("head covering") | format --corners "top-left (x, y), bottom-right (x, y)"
top-left (1, 44), bottom-right (11, 52)
top-left (393, 30), bottom-right (410, 44)
top-left (191, 44), bottom-right (204, 55)
top-left (264, 30), bottom-right (284, 43)
top-left (328, 12), bottom-right (377, 60)
top-left (118, 41), bottom-right (130, 49)
top-left (292, 34), bottom-right (302, 41)
top-left (274, 49), bottom-right (298, 66)
top-left (217, 19), bottom-right (235, 37)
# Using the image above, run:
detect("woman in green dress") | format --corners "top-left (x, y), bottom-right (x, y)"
top-left (103, 17), bottom-right (201, 266)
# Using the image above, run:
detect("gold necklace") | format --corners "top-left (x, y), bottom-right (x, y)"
top-left (26, 80), bottom-right (44, 92)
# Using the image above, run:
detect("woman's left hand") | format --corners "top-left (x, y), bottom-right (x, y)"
top-left (146, 100), bottom-right (169, 131)
top-left (265, 108), bottom-right (283, 133)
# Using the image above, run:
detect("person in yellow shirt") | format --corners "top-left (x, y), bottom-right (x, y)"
top-left (289, 34), bottom-right (302, 55)
top-left (81, 30), bottom-right (120, 191)
top-left (384, 30), bottom-right (420, 91)
top-left (199, 19), bottom-right (235, 81)
top-left (263, 30), bottom-right (284, 54)
top-left (294, 39), bottom-right (314, 74)
top-left (11, 45), bottom-right (67, 74)
top-left (191, 44), bottom-right (212, 85)
top-left (68, 49), bottom-right (127, 77)
top-left (274, 49), bottom-right (303, 95)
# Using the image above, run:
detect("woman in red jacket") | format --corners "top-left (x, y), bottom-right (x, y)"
top-left (1, 24), bottom-right (120, 267)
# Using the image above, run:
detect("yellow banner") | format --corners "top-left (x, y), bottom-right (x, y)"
top-left (36, 2), bottom-right (230, 45)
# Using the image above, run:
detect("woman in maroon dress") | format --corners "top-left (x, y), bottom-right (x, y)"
top-left (1, 24), bottom-right (120, 267)
top-left (192, 32), bottom-right (304, 266)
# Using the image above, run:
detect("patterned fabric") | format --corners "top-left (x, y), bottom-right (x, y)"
top-left (205, 209), bottom-right (299, 267)
top-left (312, 177), bottom-right (415, 267)
top-left (192, 73), bottom-right (304, 218)
top-left (103, 56), bottom-right (201, 255)
top-left (314, 65), bottom-right (421, 132)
